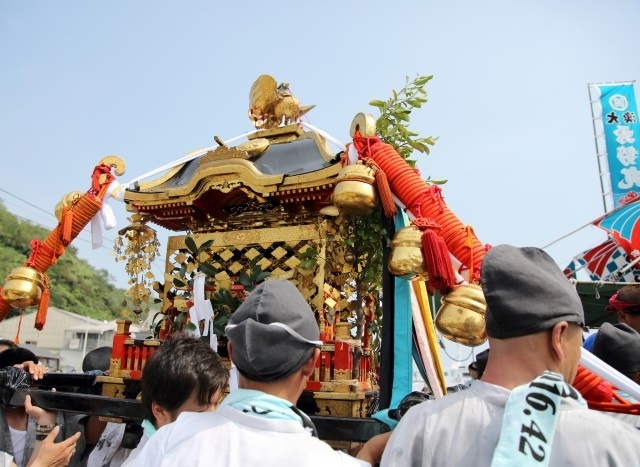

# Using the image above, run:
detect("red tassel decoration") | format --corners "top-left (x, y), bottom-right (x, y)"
top-left (374, 169), bottom-right (397, 218)
top-left (14, 311), bottom-right (23, 345)
top-left (414, 218), bottom-right (456, 295)
top-left (34, 289), bottom-right (49, 331)
top-left (61, 206), bottom-right (73, 246)
top-left (464, 225), bottom-right (476, 283)
top-left (0, 292), bottom-right (10, 322)
top-left (362, 157), bottom-right (397, 218)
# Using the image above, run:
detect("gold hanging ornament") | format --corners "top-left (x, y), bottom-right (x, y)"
top-left (435, 283), bottom-right (487, 347)
top-left (113, 213), bottom-right (161, 315)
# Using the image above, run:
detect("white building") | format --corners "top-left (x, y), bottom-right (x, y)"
top-left (0, 307), bottom-right (149, 371)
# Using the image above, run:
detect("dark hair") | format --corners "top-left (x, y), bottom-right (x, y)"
top-left (0, 347), bottom-right (38, 368)
top-left (474, 349), bottom-right (490, 379)
top-left (141, 334), bottom-right (228, 424)
top-left (617, 285), bottom-right (640, 307)
top-left (389, 391), bottom-right (431, 420)
top-left (0, 339), bottom-right (16, 350)
top-left (82, 346), bottom-right (112, 372)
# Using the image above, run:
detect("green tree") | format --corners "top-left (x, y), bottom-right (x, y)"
top-left (0, 201), bottom-right (126, 321)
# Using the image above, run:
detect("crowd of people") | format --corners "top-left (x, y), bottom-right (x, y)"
top-left (1, 245), bottom-right (640, 466)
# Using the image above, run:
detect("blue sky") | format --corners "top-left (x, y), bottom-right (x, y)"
top-left (2, 1), bottom-right (640, 368)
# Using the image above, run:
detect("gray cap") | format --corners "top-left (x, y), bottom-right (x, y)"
top-left (226, 280), bottom-right (321, 382)
top-left (482, 245), bottom-right (584, 338)
top-left (592, 323), bottom-right (640, 375)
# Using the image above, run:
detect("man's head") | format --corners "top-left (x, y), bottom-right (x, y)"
top-left (82, 346), bottom-right (112, 373)
top-left (469, 349), bottom-right (489, 380)
top-left (481, 245), bottom-right (585, 382)
top-left (468, 361), bottom-right (479, 380)
top-left (592, 322), bottom-right (640, 384)
top-left (141, 334), bottom-right (228, 428)
top-left (606, 284), bottom-right (640, 333)
top-left (0, 339), bottom-right (16, 353)
top-left (0, 346), bottom-right (38, 368)
top-left (226, 279), bottom-right (322, 384)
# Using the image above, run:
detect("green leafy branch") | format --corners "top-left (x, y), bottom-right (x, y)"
top-left (162, 239), bottom-right (271, 339)
top-left (209, 256), bottom-right (270, 336)
top-left (238, 256), bottom-right (272, 287)
top-left (298, 247), bottom-right (319, 270)
top-left (157, 237), bottom-right (218, 335)
top-left (209, 288), bottom-right (239, 337)
top-left (171, 238), bottom-right (216, 289)
top-left (369, 75), bottom-right (438, 168)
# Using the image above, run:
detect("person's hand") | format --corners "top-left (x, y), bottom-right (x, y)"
top-left (27, 426), bottom-right (80, 467)
top-left (14, 361), bottom-right (46, 381)
top-left (353, 432), bottom-right (392, 465)
top-left (25, 394), bottom-right (57, 426)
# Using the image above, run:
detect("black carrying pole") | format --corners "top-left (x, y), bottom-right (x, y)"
top-left (1, 388), bottom-right (388, 442)
top-left (378, 213), bottom-right (396, 410)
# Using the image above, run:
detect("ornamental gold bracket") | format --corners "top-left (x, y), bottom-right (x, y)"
top-left (100, 155), bottom-right (126, 176)
top-left (199, 146), bottom-right (252, 165)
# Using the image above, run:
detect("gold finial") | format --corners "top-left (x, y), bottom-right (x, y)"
top-left (249, 75), bottom-right (315, 129)
top-left (99, 155), bottom-right (126, 176)
top-left (350, 113), bottom-right (377, 137)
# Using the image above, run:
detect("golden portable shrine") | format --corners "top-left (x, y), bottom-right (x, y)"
top-left (0, 74), bottom-right (498, 441)
top-left (104, 121), bottom-right (381, 419)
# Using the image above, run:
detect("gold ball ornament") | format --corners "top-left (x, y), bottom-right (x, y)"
top-left (332, 163), bottom-right (379, 216)
top-left (1, 266), bottom-right (45, 308)
top-left (54, 191), bottom-right (82, 221)
top-left (388, 225), bottom-right (428, 280)
top-left (435, 283), bottom-right (487, 347)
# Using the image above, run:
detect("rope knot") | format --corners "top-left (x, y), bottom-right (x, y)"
top-left (352, 132), bottom-right (382, 160)
top-left (91, 164), bottom-right (115, 195)
top-left (27, 239), bottom-right (42, 267)
top-left (413, 217), bottom-right (441, 231)
top-left (427, 184), bottom-right (445, 213)
top-left (362, 157), bottom-right (380, 171)
top-left (340, 144), bottom-right (351, 167)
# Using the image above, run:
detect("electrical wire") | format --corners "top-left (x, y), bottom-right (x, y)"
top-left (0, 191), bottom-right (116, 248)
top-left (9, 211), bottom-right (115, 251)
top-left (437, 336), bottom-right (474, 362)
top-left (0, 188), bottom-right (56, 218)
top-left (0, 190), bottom-right (168, 295)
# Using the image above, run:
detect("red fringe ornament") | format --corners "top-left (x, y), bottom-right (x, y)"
top-left (413, 217), bottom-right (456, 295)
top-left (374, 169), bottom-right (397, 218)
top-left (61, 206), bottom-right (73, 246)
top-left (34, 288), bottom-right (50, 331)
top-left (14, 311), bottom-right (23, 345)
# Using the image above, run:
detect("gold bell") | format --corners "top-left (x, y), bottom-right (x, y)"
top-left (54, 191), bottom-right (82, 221)
top-left (1, 266), bottom-right (45, 308)
top-left (435, 283), bottom-right (487, 347)
top-left (332, 162), bottom-right (379, 216)
top-left (388, 225), bottom-right (427, 280)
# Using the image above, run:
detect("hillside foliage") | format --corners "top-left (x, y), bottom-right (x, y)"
top-left (0, 202), bottom-right (126, 320)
